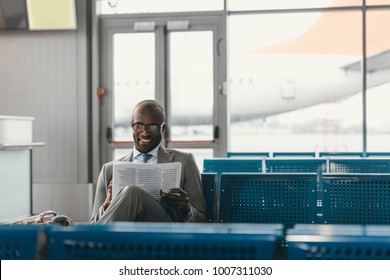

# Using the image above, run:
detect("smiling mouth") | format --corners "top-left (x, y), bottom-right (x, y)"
top-left (139, 138), bottom-right (151, 144)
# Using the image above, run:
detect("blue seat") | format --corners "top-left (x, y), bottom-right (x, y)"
top-left (201, 173), bottom-right (217, 222)
top-left (322, 173), bottom-right (390, 224)
top-left (265, 158), bottom-right (327, 173)
top-left (0, 224), bottom-right (45, 259)
top-left (219, 173), bottom-right (318, 226)
top-left (45, 223), bottom-right (283, 260)
top-left (286, 224), bottom-right (390, 259)
top-left (273, 152), bottom-right (316, 157)
top-left (203, 158), bottom-right (263, 175)
top-left (264, 159), bottom-right (326, 223)
top-left (328, 158), bottom-right (390, 173)
top-left (365, 152), bottom-right (390, 157)
top-left (319, 152), bottom-right (364, 157)
top-left (203, 159), bottom-right (263, 222)
top-left (227, 152), bottom-right (269, 158)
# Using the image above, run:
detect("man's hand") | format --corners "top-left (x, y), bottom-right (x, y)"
top-left (160, 188), bottom-right (191, 218)
top-left (103, 180), bottom-right (113, 210)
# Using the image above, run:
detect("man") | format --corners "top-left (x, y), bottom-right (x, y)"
top-left (91, 99), bottom-right (206, 223)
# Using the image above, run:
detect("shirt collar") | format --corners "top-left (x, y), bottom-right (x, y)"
top-left (132, 143), bottom-right (160, 161)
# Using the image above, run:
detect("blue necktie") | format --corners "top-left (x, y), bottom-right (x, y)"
top-left (140, 153), bottom-right (152, 163)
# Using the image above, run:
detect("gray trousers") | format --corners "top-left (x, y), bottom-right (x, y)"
top-left (96, 186), bottom-right (173, 224)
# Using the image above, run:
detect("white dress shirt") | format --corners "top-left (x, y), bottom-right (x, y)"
top-left (132, 144), bottom-right (160, 164)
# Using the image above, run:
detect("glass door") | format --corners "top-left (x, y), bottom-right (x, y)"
top-left (99, 13), bottom-right (226, 170)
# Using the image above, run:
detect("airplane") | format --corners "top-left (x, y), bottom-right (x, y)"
top-left (112, 0), bottom-right (390, 135)
top-left (222, 0), bottom-right (390, 123)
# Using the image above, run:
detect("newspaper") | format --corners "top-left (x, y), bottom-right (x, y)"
top-left (112, 162), bottom-right (182, 200)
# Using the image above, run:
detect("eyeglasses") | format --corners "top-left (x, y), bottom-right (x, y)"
top-left (131, 122), bottom-right (165, 134)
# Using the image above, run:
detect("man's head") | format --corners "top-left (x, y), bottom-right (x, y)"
top-left (131, 100), bottom-right (167, 153)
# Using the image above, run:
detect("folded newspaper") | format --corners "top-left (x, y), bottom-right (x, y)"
top-left (112, 162), bottom-right (182, 200)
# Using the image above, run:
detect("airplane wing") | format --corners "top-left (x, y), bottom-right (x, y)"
top-left (342, 50), bottom-right (390, 72)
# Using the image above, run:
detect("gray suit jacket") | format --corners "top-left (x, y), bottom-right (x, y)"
top-left (91, 146), bottom-right (207, 223)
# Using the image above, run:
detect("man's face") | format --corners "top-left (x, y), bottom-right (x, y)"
top-left (131, 106), bottom-right (165, 153)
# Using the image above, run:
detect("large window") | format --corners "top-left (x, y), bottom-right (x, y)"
top-left (366, 9), bottom-right (390, 151)
top-left (169, 31), bottom-right (214, 141)
top-left (97, 1), bottom-right (390, 159)
top-left (228, 11), bottom-right (363, 153)
top-left (113, 33), bottom-right (155, 141)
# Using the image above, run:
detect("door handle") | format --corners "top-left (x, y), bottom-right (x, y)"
top-left (214, 126), bottom-right (219, 140)
top-left (106, 127), bottom-right (112, 142)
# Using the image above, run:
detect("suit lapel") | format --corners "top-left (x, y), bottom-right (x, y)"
top-left (120, 152), bottom-right (133, 162)
top-left (158, 146), bottom-right (185, 186)
top-left (157, 146), bottom-right (174, 163)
